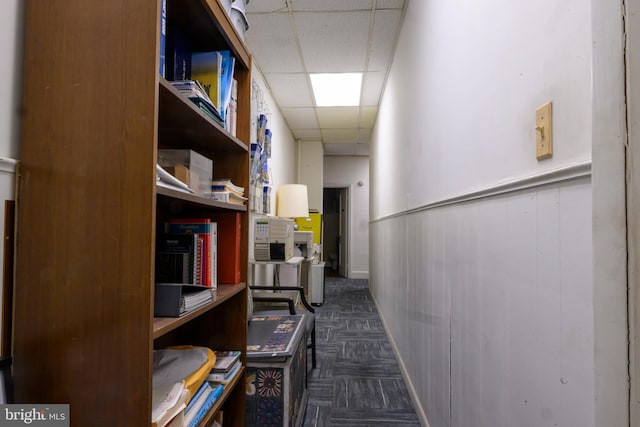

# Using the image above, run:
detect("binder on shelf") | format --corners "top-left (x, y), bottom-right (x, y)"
top-left (154, 283), bottom-right (213, 317)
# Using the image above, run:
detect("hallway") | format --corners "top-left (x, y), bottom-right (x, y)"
top-left (303, 277), bottom-right (420, 426)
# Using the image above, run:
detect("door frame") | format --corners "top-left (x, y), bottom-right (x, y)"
top-left (323, 185), bottom-right (351, 278)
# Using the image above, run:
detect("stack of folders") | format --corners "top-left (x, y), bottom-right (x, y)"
top-left (183, 381), bottom-right (225, 427)
top-left (207, 350), bottom-right (242, 386)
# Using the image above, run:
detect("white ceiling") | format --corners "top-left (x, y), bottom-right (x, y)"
top-left (244, 0), bottom-right (407, 156)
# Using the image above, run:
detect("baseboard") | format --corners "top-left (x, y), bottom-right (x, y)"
top-left (349, 271), bottom-right (368, 280)
top-left (369, 291), bottom-right (431, 427)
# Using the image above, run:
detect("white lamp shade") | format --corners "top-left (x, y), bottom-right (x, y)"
top-left (276, 184), bottom-right (309, 218)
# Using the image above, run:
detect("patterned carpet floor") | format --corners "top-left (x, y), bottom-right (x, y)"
top-left (302, 276), bottom-right (421, 426)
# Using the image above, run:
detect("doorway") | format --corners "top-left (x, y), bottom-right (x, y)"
top-left (323, 187), bottom-right (349, 278)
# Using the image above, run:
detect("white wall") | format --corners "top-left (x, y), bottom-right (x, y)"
top-left (250, 64), bottom-right (298, 214)
top-left (0, 0), bottom-right (23, 351)
top-left (324, 156), bottom-right (369, 279)
top-left (372, 0), bottom-right (592, 219)
top-left (298, 140), bottom-right (324, 212)
top-left (249, 64), bottom-right (299, 284)
top-left (369, 0), bottom-right (626, 425)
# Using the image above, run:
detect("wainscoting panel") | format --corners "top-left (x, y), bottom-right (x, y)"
top-left (370, 177), bottom-right (594, 427)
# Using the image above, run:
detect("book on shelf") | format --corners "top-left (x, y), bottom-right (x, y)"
top-left (151, 380), bottom-right (188, 427)
top-left (168, 219), bottom-right (217, 288)
top-left (184, 382), bottom-right (225, 427)
top-left (210, 191), bottom-right (247, 205)
top-left (170, 80), bottom-right (224, 125)
top-left (227, 79), bottom-right (238, 136)
top-left (159, 0), bottom-right (167, 77)
top-left (167, 22), bottom-right (191, 81)
top-left (191, 51), bottom-right (222, 113)
top-left (211, 350), bottom-right (241, 373)
top-left (211, 179), bottom-right (245, 194)
top-left (156, 233), bottom-right (198, 285)
top-left (154, 283), bottom-right (213, 317)
top-left (209, 212), bottom-right (242, 284)
top-left (218, 50), bottom-right (235, 121)
top-left (207, 359), bottom-right (242, 384)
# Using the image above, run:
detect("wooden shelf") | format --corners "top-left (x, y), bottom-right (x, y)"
top-left (14, 0), bottom-right (251, 425)
top-left (158, 78), bottom-right (249, 153)
top-left (157, 185), bottom-right (247, 212)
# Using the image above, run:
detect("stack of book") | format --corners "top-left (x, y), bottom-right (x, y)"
top-left (183, 381), bottom-right (225, 427)
top-left (208, 179), bottom-right (247, 206)
top-left (170, 80), bottom-right (224, 126)
top-left (207, 351), bottom-right (242, 386)
top-left (191, 50), bottom-right (236, 128)
top-left (157, 218), bottom-right (218, 289)
top-left (154, 283), bottom-right (213, 317)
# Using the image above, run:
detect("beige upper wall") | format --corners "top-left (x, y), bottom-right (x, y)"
top-left (298, 140), bottom-right (324, 213)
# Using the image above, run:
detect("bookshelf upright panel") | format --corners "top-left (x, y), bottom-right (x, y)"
top-left (14, 0), bottom-right (251, 426)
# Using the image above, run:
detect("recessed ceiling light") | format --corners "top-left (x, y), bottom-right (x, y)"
top-left (310, 73), bottom-right (362, 107)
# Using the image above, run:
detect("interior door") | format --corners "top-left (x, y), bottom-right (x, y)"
top-left (338, 188), bottom-right (348, 277)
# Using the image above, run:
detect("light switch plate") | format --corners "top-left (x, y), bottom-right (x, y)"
top-left (536, 101), bottom-right (553, 160)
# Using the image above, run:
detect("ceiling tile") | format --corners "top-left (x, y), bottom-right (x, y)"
top-left (359, 107), bottom-right (378, 128)
top-left (281, 107), bottom-right (319, 129)
top-left (361, 71), bottom-right (385, 106)
top-left (321, 128), bottom-right (359, 143)
top-left (246, 0), bottom-right (288, 13)
top-left (265, 73), bottom-right (314, 107)
top-left (358, 128), bottom-right (372, 143)
top-left (295, 11), bottom-right (371, 72)
top-left (368, 9), bottom-right (403, 71)
top-left (376, 0), bottom-right (405, 9)
top-left (324, 143), bottom-right (356, 156)
top-left (316, 107), bottom-right (360, 128)
top-left (290, 0), bottom-right (374, 12)
top-left (292, 129), bottom-right (323, 140)
top-left (245, 13), bottom-right (304, 73)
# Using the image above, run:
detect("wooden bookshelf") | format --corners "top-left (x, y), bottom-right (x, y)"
top-left (14, 1), bottom-right (251, 426)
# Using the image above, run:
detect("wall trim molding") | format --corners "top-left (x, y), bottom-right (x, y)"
top-left (372, 160), bottom-right (592, 223)
top-left (369, 289), bottom-right (432, 427)
top-left (0, 158), bottom-right (17, 174)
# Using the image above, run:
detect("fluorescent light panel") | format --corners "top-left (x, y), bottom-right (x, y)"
top-left (310, 73), bottom-right (362, 107)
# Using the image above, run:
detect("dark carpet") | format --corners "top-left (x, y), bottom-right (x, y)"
top-left (303, 275), bottom-right (421, 426)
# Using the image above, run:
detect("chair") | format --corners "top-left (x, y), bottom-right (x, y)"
top-left (249, 285), bottom-right (316, 369)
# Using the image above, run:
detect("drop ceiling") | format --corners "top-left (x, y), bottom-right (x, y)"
top-left (244, 0), bottom-right (406, 156)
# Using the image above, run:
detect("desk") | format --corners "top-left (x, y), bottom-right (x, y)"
top-left (249, 257), bottom-right (305, 288)
top-left (246, 314), bottom-right (308, 427)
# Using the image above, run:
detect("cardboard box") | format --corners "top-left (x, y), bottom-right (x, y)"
top-left (164, 164), bottom-right (190, 186)
top-left (158, 149), bottom-right (213, 195)
top-left (295, 213), bottom-right (322, 244)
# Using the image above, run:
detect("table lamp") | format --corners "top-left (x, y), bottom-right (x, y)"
top-left (276, 184), bottom-right (309, 230)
